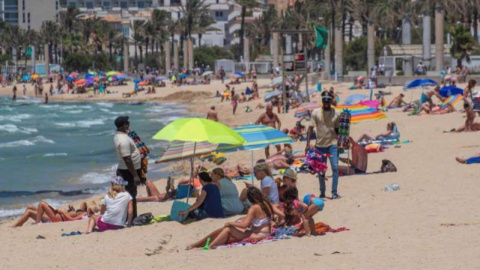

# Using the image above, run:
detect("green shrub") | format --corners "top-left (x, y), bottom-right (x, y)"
top-left (194, 46), bottom-right (233, 67)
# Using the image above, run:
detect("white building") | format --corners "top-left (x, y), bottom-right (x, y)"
top-left (0, 0), bottom-right (59, 30)
top-left (61, 0), bottom-right (242, 48)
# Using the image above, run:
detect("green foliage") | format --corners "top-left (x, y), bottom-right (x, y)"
top-left (145, 53), bottom-right (162, 70)
top-left (344, 37), bottom-right (368, 71)
top-left (194, 46), bottom-right (233, 67)
top-left (63, 53), bottom-right (114, 72)
top-left (450, 25), bottom-right (476, 66)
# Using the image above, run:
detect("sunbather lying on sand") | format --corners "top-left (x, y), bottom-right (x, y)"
top-left (13, 201), bottom-right (99, 227)
top-left (186, 187), bottom-right (284, 250)
top-left (136, 178), bottom-right (176, 202)
top-left (358, 122), bottom-right (398, 142)
top-left (456, 152), bottom-right (480, 165)
top-left (446, 122), bottom-right (480, 133)
top-left (419, 103), bottom-right (455, 115)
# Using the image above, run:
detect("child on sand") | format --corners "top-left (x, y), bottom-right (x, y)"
top-left (283, 187), bottom-right (324, 236)
top-left (86, 177), bottom-right (133, 233)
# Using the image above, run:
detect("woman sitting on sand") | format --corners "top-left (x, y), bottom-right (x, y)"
top-left (179, 172), bottom-right (224, 220)
top-left (357, 122), bottom-right (399, 143)
top-left (211, 168), bottom-right (244, 216)
top-left (86, 177), bottom-right (133, 233)
top-left (277, 169), bottom-right (298, 203)
top-left (136, 178), bottom-right (176, 203)
top-left (283, 187), bottom-right (324, 236)
top-left (240, 163), bottom-right (280, 204)
top-left (12, 201), bottom-right (97, 227)
top-left (186, 187), bottom-right (285, 250)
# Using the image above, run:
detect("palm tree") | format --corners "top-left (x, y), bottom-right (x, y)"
top-left (143, 21), bottom-right (155, 59)
top-left (194, 13), bottom-right (217, 47)
top-left (59, 6), bottom-right (80, 34)
top-left (40, 21), bottom-right (58, 75)
top-left (450, 24), bottom-right (476, 67)
top-left (235, 0), bottom-right (261, 61)
top-left (151, 9), bottom-right (170, 54)
top-left (131, 20), bottom-right (146, 68)
top-left (179, 0), bottom-right (211, 39)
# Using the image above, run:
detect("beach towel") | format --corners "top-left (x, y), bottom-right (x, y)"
top-left (170, 201), bottom-right (191, 223)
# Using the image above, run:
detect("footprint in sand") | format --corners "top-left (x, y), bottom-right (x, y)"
top-left (145, 234), bottom-right (173, 256)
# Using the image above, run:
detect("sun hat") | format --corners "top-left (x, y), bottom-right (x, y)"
top-left (111, 176), bottom-right (128, 186)
top-left (282, 168), bottom-right (297, 181)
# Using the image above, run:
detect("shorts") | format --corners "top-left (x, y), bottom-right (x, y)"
top-left (97, 216), bottom-right (124, 232)
top-left (303, 194), bottom-right (324, 211)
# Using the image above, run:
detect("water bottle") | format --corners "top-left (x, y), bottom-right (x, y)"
top-left (384, 183), bottom-right (400, 191)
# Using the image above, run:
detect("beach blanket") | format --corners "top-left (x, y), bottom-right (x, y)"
top-left (214, 222), bottom-right (349, 249)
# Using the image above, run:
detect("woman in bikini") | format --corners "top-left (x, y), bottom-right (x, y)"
top-left (136, 177), bottom-right (176, 203)
top-left (186, 187), bottom-right (285, 250)
top-left (283, 187), bottom-right (324, 236)
top-left (357, 122), bottom-right (398, 143)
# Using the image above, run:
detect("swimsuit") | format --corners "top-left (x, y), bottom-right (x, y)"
top-left (302, 194), bottom-right (325, 211)
top-left (251, 217), bottom-right (272, 236)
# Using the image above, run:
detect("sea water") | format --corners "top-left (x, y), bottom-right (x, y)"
top-left (0, 96), bottom-right (188, 218)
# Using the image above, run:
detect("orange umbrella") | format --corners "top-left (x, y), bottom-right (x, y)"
top-left (75, 79), bottom-right (85, 85)
top-left (138, 81), bottom-right (149, 86)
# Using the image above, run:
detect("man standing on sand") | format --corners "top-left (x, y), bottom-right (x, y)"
top-left (22, 84), bottom-right (26, 95)
top-left (305, 91), bottom-right (341, 199)
top-left (207, 106), bottom-right (218, 122)
top-left (256, 104), bottom-right (281, 158)
top-left (114, 116), bottom-right (143, 219)
top-left (12, 84), bottom-right (17, 101)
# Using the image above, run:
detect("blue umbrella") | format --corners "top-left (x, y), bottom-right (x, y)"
top-left (344, 94), bottom-right (367, 105)
top-left (115, 75), bottom-right (126, 80)
top-left (22, 75), bottom-right (31, 82)
top-left (264, 90), bottom-right (281, 102)
top-left (235, 72), bottom-right (245, 77)
top-left (134, 78), bottom-right (142, 83)
top-left (179, 73), bottom-right (187, 79)
top-left (404, 78), bottom-right (438, 90)
top-left (439, 85), bottom-right (463, 97)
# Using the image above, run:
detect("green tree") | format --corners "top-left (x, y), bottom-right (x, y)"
top-left (235, 0), bottom-right (261, 61)
top-left (450, 25), bottom-right (476, 67)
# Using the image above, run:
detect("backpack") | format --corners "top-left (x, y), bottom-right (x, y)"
top-left (381, 159), bottom-right (397, 173)
top-left (132, 212), bottom-right (154, 226)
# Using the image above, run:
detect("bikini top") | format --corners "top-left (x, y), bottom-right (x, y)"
top-left (252, 217), bottom-right (271, 227)
top-left (293, 199), bottom-right (305, 212)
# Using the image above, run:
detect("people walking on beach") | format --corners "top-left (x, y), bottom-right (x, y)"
top-left (44, 93), bottom-right (49, 104)
top-left (305, 91), bottom-right (341, 199)
top-left (219, 66), bottom-right (225, 84)
top-left (22, 84), bottom-right (26, 95)
top-left (256, 105), bottom-right (282, 158)
top-left (463, 79), bottom-right (477, 132)
top-left (231, 88), bottom-right (239, 115)
top-left (114, 116), bottom-right (143, 219)
top-left (207, 106), bottom-right (218, 122)
top-left (12, 84), bottom-right (17, 101)
top-left (86, 177), bottom-right (133, 233)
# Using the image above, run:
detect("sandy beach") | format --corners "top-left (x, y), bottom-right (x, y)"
top-left (1, 77), bottom-right (480, 269)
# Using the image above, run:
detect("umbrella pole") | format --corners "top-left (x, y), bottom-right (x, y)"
top-left (251, 150), bottom-right (254, 185)
top-left (187, 142), bottom-right (197, 204)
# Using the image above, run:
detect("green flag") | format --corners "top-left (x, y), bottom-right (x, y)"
top-left (25, 46), bottom-right (32, 57)
top-left (315, 26), bottom-right (328, 50)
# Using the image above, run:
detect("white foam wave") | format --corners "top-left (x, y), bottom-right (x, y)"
top-left (0, 135), bottom-right (55, 149)
top-left (80, 172), bottom-right (112, 184)
top-left (97, 102), bottom-right (114, 108)
top-left (0, 208), bottom-right (26, 218)
top-left (0, 114), bottom-right (32, 123)
top-left (44, 153), bottom-right (68, 157)
top-left (55, 119), bottom-right (105, 128)
top-left (149, 116), bottom-right (181, 124)
top-left (64, 110), bottom-right (83, 114)
top-left (0, 124), bottom-right (38, 134)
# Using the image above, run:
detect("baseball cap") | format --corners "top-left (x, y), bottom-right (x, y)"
top-left (321, 91), bottom-right (334, 100)
top-left (114, 116), bottom-right (129, 128)
top-left (111, 176), bottom-right (128, 186)
top-left (282, 168), bottom-right (297, 181)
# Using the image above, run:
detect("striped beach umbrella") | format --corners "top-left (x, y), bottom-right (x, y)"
top-left (440, 94), bottom-right (463, 109)
top-left (218, 124), bottom-right (294, 153)
top-left (157, 141), bottom-right (218, 163)
top-left (294, 102), bottom-right (320, 118)
top-left (335, 104), bottom-right (387, 124)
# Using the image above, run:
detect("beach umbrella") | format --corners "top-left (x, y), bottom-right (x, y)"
top-left (440, 94), bottom-right (463, 109)
top-left (439, 85), bottom-right (463, 97)
top-left (344, 94), bottom-right (368, 105)
top-left (270, 77), bottom-right (283, 86)
top-left (22, 75), bottom-right (31, 82)
top-left (138, 81), bottom-right (149, 86)
top-left (358, 100), bottom-right (381, 109)
top-left (106, 71), bottom-right (118, 77)
top-left (75, 79), bottom-right (85, 85)
top-left (31, 74), bottom-right (39, 80)
top-left (158, 141), bottom-right (219, 163)
top-left (264, 90), bottom-right (282, 102)
top-left (294, 102), bottom-right (320, 118)
top-left (179, 73), bottom-right (188, 79)
top-left (153, 118), bottom-right (245, 202)
top-left (69, 72), bottom-right (79, 78)
top-left (336, 104), bottom-right (387, 124)
top-left (404, 78), bottom-right (438, 90)
top-left (87, 71), bottom-right (98, 76)
top-left (201, 71), bottom-right (213, 77)
top-left (155, 76), bottom-right (167, 81)
top-left (234, 72), bottom-right (245, 77)
top-left (48, 73), bottom-right (56, 78)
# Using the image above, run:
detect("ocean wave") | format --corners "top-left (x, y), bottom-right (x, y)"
top-left (97, 102), bottom-right (114, 108)
top-left (0, 124), bottom-right (38, 134)
top-left (87, 130), bottom-right (115, 137)
top-left (55, 119), bottom-right (106, 128)
top-left (44, 153), bottom-right (68, 157)
top-left (80, 172), bottom-right (113, 184)
top-left (0, 135), bottom-right (55, 149)
top-left (64, 109), bottom-right (83, 114)
top-left (0, 114), bottom-right (32, 123)
top-left (0, 208), bottom-right (26, 218)
top-left (149, 116), bottom-right (181, 124)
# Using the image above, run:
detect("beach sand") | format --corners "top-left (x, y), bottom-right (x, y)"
top-left (1, 78), bottom-right (480, 269)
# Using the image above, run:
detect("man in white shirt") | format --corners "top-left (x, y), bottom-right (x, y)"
top-left (113, 116), bottom-right (143, 218)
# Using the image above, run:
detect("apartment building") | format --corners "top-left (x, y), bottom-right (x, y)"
top-left (61, 0), bottom-right (242, 48)
top-left (0, 0), bottom-right (59, 30)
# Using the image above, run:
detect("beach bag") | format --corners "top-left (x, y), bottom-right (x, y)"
top-left (306, 149), bottom-right (328, 174)
top-left (381, 159), bottom-right (397, 173)
top-left (132, 212), bottom-right (154, 226)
